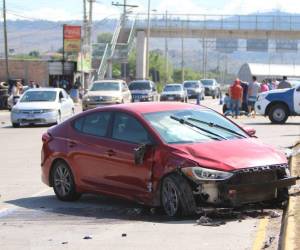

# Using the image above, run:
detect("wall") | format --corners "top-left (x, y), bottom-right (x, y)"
top-left (0, 59), bottom-right (49, 86)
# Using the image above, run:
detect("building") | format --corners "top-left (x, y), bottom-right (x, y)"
top-left (0, 59), bottom-right (76, 87)
top-left (238, 63), bottom-right (300, 83)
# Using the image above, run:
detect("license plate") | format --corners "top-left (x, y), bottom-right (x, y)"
top-left (134, 99), bottom-right (140, 102)
top-left (168, 97), bottom-right (174, 100)
top-left (27, 114), bottom-right (36, 119)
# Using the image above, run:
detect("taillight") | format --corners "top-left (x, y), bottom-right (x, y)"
top-left (42, 132), bottom-right (52, 143)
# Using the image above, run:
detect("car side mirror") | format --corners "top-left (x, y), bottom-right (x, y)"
top-left (134, 144), bottom-right (152, 165)
top-left (243, 126), bottom-right (256, 137)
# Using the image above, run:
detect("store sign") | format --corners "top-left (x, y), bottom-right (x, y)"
top-left (63, 25), bottom-right (81, 52)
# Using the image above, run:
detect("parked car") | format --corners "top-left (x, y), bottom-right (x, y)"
top-left (255, 83), bottom-right (300, 124)
top-left (41, 102), bottom-right (296, 217)
top-left (11, 88), bottom-right (74, 128)
top-left (129, 80), bottom-right (158, 102)
top-left (82, 80), bottom-right (131, 111)
top-left (160, 83), bottom-right (188, 102)
top-left (183, 80), bottom-right (205, 100)
top-left (201, 79), bottom-right (221, 99)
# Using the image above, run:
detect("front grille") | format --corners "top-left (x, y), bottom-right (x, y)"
top-left (20, 109), bottom-right (44, 114)
top-left (224, 164), bottom-right (288, 205)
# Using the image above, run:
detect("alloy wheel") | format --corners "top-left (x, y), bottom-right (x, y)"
top-left (54, 164), bottom-right (72, 197)
top-left (162, 179), bottom-right (179, 216)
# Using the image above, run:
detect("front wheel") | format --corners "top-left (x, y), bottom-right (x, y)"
top-left (52, 161), bottom-right (81, 201)
top-left (268, 104), bottom-right (289, 124)
top-left (161, 174), bottom-right (196, 217)
top-left (12, 122), bottom-right (20, 128)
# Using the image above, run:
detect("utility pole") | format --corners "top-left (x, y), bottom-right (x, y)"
top-left (81, 0), bottom-right (88, 89)
top-left (181, 37), bottom-right (184, 82)
top-left (146, 0), bottom-right (151, 79)
top-left (164, 10), bottom-right (169, 84)
top-left (2, 0), bottom-right (9, 82)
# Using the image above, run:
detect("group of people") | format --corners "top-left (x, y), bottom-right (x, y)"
top-left (10, 80), bottom-right (40, 105)
top-left (223, 76), bottom-right (292, 118)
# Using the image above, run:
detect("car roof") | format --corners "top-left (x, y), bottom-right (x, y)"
top-left (93, 102), bottom-right (205, 114)
top-left (165, 83), bottom-right (182, 86)
top-left (25, 88), bottom-right (61, 92)
top-left (93, 80), bottom-right (123, 84)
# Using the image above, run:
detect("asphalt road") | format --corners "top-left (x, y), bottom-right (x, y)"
top-left (0, 98), bottom-right (299, 250)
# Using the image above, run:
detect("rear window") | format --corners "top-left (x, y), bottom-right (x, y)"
top-left (183, 82), bottom-right (199, 88)
top-left (73, 112), bottom-right (111, 137)
top-left (201, 80), bottom-right (214, 86)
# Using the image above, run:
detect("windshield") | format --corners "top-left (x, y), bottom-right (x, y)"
top-left (201, 80), bottom-right (214, 86)
top-left (129, 82), bottom-right (151, 90)
top-left (90, 82), bottom-right (120, 91)
top-left (20, 91), bottom-right (57, 102)
top-left (183, 82), bottom-right (199, 88)
top-left (164, 85), bottom-right (182, 92)
top-left (143, 109), bottom-right (248, 144)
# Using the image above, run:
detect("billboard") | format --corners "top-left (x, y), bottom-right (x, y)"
top-left (216, 39), bottom-right (238, 53)
top-left (63, 25), bottom-right (81, 53)
top-left (276, 40), bottom-right (298, 52)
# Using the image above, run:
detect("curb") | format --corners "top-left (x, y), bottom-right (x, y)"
top-left (282, 143), bottom-right (300, 250)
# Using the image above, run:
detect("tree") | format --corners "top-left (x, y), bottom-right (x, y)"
top-left (173, 68), bottom-right (202, 82)
top-left (97, 32), bottom-right (113, 43)
top-left (28, 50), bottom-right (40, 58)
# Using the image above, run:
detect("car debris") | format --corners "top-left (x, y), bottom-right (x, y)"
top-left (61, 241), bottom-right (68, 245)
top-left (122, 233), bottom-right (127, 237)
top-left (269, 211), bottom-right (281, 218)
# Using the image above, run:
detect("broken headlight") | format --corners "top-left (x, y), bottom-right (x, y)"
top-left (182, 167), bottom-right (233, 182)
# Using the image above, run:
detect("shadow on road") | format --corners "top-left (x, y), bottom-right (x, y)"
top-left (5, 194), bottom-right (280, 226)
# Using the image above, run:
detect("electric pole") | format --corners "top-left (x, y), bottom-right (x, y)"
top-left (181, 36), bottom-right (184, 82)
top-left (2, 0), bottom-right (10, 82)
top-left (164, 10), bottom-right (169, 84)
top-left (146, 0), bottom-right (151, 79)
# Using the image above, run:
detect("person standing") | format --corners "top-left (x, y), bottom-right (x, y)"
top-left (247, 76), bottom-right (260, 118)
top-left (277, 76), bottom-right (292, 89)
top-left (260, 80), bottom-right (269, 92)
top-left (230, 79), bottom-right (243, 119)
top-left (12, 81), bottom-right (23, 105)
top-left (240, 81), bottom-right (249, 114)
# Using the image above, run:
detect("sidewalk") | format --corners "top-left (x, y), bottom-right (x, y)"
top-left (283, 142), bottom-right (300, 250)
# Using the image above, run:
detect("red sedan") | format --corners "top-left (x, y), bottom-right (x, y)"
top-left (41, 102), bottom-right (296, 217)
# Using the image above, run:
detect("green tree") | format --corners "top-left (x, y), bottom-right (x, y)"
top-left (28, 50), bottom-right (40, 58)
top-left (173, 68), bottom-right (202, 82)
top-left (97, 32), bottom-right (113, 43)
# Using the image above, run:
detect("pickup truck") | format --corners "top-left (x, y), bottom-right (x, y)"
top-left (255, 84), bottom-right (300, 124)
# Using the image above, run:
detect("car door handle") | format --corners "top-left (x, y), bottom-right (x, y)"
top-left (68, 141), bottom-right (77, 148)
top-left (106, 149), bottom-right (116, 157)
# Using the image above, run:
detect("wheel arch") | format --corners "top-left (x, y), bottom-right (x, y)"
top-left (265, 101), bottom-right (290, 116)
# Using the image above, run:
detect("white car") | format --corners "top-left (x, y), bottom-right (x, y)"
top-left (11, 88), bottom-right (75, 127)
top-left (255, 84), bottom-right (300, 124)
top-left (82, 80), bottom-right (132, 111)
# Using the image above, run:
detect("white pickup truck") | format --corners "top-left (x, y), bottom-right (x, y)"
top-left (255, 84), bottom-right (300, 124)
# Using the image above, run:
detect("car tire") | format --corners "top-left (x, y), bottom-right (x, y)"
top-left (268, 104), bottom-right (289, 124)
top-left (12, 122), bottom-right (20, 128)
top-left (51, 161), bottom-right (81, 201)
top-left (161, 174), bottom-right (196, 217)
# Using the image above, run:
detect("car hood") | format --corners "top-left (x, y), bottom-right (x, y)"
top-left (86, 91), bottom-right (121, 97)
top-left (14, 102), bottom-right (58, 110)
top-left (167, 138), bottom-right (287, 171)
top-left (130, 90), bottom-right (152, 94)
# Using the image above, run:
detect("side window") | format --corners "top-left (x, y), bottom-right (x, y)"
top-left (74, 112), bottom-right (111, 137)
top-left (112, 113), bottom-right (151, 144)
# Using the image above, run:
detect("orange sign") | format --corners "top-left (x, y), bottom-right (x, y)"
top-left (63, 25), bottom-right (81, 52)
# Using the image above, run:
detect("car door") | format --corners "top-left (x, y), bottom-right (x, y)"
top-left (58, 90), bottom-right (69, 119)
top-left (121, 82), bottom-right (131, 103)
top-left (67, 111), bottom-right (114, 192)
top-left (103, 112), bottom-right (155, 200)
top-left (294, 86), bottom-right (300, 114)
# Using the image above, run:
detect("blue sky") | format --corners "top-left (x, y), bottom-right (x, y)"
top-left (4, 0), bottom-right (300, 21)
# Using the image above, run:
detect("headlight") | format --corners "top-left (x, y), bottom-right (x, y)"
top-left (181, 166), bottom-right (233, 181)
top-left (257, 93), bottom-right (268, 101)
top-left (42, 109), bottom-right (56, 113)
top-left (112, 96), bottom-right (121, 102)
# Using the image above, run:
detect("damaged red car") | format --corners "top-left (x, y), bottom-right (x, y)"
top-left (41, 103), bottom-right (296, 217)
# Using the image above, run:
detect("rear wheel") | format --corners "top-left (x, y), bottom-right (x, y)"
top-left (12, 122), bottom-right (20, 128)
top-left (161, 174), bottom-right (196, 217)
top-left (52, 161), bottom-right (81, 201)
top-left (268, 104), bottom-right (289, 124)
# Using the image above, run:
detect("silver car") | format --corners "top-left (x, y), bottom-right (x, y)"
top-left (160, 84), bottom-right (188, 102)
top-left (183, 80), bottom-right (205, 100)
top-left (201, 79), bottom-right (221, 99)
top-left (82, 80), bottom-right (132, 111)
top-left (10, 88), bottom-right (75, 128)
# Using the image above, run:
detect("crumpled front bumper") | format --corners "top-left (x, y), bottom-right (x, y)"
top-left (193, 165), bottom-right (297, 207)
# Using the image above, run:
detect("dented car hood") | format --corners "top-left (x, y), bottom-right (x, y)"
top-left (167, 138), bottom-right (287, 171)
